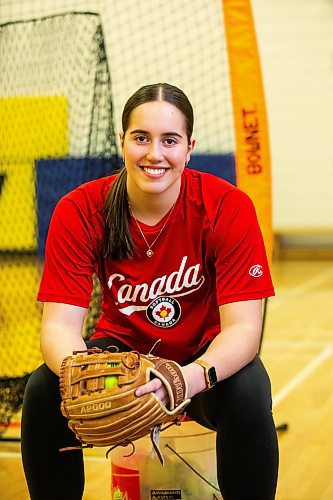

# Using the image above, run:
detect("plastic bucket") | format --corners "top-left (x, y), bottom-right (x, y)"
top-left (110, 420), bottom-right (221, 499)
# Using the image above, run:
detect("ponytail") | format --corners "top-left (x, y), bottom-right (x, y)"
top-left (102, 168), bottom-right (134, 260)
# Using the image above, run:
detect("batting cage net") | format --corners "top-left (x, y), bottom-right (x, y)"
top-left (0, 0), bottom-right (270, 435)
top-left (0, 11), bottom-right (120, 434)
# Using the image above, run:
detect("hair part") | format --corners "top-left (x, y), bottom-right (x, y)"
top-left (103, 83), bottom-right (193, 260)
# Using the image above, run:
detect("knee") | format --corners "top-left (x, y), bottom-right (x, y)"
top-left (218, 356), bottom-right (273, 424)
top-left (23, 364), bottom-right (60, 408)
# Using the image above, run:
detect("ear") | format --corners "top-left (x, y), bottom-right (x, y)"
top-left (119, 132), bottom-right (124, 149)
top-left (119, 132), bottom-right (125, 162)
top-left (186, 138), bottom-right (196, 164)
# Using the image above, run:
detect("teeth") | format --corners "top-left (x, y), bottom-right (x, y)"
top-left (143, 167), bottom-right (165, 175)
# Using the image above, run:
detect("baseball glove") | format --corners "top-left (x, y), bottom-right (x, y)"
top-left (59, 346), bottom-right (190, 463)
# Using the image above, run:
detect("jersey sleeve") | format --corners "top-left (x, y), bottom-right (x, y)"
top-left (37, 195), bottom-right (97, 308)
top-left (213, 189), bottom-right (274, 305)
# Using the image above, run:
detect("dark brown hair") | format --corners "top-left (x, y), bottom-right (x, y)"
top-left (103, 83), bottom-right (194, 260)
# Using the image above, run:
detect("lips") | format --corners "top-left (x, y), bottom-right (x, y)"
top-left (141, 166), bottom-right (167, 176)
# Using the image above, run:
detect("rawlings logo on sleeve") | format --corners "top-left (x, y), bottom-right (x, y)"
top-left (249, 264), bottom-right (263, 277)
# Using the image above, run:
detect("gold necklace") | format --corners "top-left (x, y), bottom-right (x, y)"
top-left (129, 203), bottom-right (176, 257)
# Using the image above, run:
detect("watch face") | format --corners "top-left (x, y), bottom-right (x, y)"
top-left (208, 367), bottom-right (217, 387)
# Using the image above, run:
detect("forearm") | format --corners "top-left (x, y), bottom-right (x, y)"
top-left (40, 302), bottom-right (88, 376)
top-left (200, 324), bottom-right (260, 380)
top-left (183, 323), bottom-right (262, 398)
top-left (41, 326), bottom-right (87, 376)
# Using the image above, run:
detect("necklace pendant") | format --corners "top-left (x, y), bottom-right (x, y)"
top-left (146, 249), bottom-right (154, 257)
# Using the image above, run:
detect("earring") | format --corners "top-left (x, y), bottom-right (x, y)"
top-left (185, 161), bottom-right (188, 167)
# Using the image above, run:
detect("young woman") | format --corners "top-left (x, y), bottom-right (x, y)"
top-left (21, 83), bottom-right (279, 499)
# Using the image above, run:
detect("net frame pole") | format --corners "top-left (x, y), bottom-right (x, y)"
top-left (222, 0), bottom-right (273, 263)
top-left (223, 1), bottom-right (287, 433)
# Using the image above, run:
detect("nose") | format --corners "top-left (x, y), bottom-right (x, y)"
top-left (146, 140), bottom-right (163, 163)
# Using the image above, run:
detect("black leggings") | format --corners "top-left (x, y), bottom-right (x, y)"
top-left (21, 338), bottom-right (279, 500)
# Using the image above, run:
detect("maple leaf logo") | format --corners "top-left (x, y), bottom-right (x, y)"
top-left (146, 296), bottom-right (181, 328)
top-left (156, 304), bottom-right (172, 320)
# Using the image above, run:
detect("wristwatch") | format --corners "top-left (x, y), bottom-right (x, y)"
top-left (193, 359), bottom-right (217, 390)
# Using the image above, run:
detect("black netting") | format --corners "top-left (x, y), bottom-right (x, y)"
top-left (0, 374), bottom-right (30, 437)
top-left (0, 13), bottom-right (119, 429)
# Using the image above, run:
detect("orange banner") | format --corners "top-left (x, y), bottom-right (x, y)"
top-left (222, 0), bottom-right (273, 262)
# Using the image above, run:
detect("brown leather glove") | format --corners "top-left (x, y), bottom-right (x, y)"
top-left (59, 347), bottom-right (190, 462)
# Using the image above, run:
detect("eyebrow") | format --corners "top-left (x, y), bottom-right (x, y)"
top-left (129, 129), bottom-right (183, 138)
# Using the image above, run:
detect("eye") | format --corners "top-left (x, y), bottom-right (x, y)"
top-left (164, 137), bottom-right (177, 146)
top-left (134, 135), bottom-right (148, 143)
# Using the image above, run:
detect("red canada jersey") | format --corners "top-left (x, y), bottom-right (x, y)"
top-left (38, 169), bottom-right (274, 363)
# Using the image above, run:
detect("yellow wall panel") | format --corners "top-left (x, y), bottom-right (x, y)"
top-left (0, 255), bottom-right (43, 377)
top-left (0, 96), bottom-right (68, 250)
top-left (0, 96), bottom-right (68, 161)
top-left (0, 162), bottom-right (36, 249)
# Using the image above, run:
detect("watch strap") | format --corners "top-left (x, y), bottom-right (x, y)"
top-left (193, 359), bottom-right (217, 390)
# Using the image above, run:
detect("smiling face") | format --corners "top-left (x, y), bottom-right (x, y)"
top-left (120, 100), bottom-right (195, 206)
